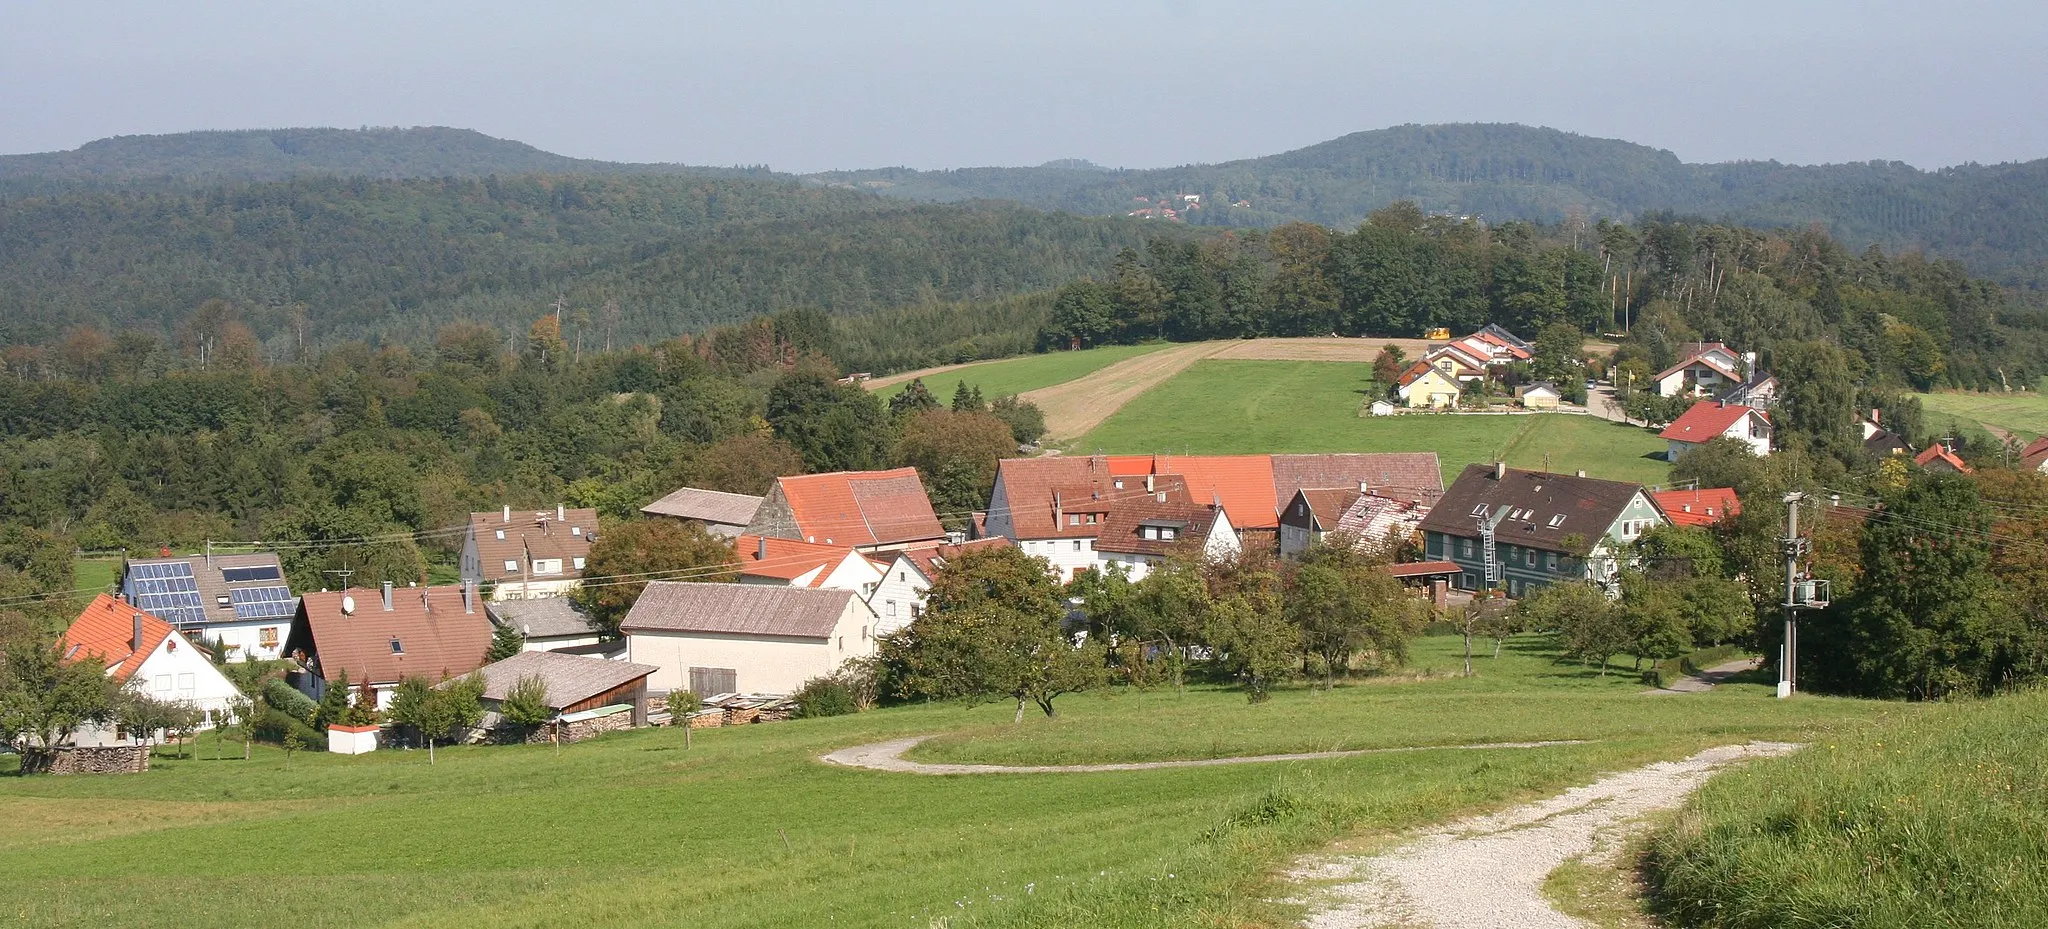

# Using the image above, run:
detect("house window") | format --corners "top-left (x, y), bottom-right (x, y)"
top-left (1548, 514), bottom-right (1566, 528)
top-left (1086, 514), bottom-right (1098, 524)
top-left (1069, 514), bottom-right (1081, 526)
top-left (898, 572), bottom-right (906, 582)
top-left (177, 673), bottom-right (195, 692)
top-left (572, 557), bottom-right (585, 571)
top-left (495, 530), bottom-right (505, 540)
top-left (1296, 502), bottom-right (1306, 516)
top-left (689, 667), bottom-right (737, 696)
top-left (1526, 549), bottom-right (1537, 566)
top-left (259, 627), bottom-right (279, 648)
top-left (503, 560), bottom-right (519, 573)
top-left (886, 601), bottom-right (898, 617)
top-left (389, 638), bottom-right (404, 654)
top-left (1073, 541), bottom-right (1083, 552)
top-left (154, 675), bottom-right (171, 692)
top-left (533, 559), bottom-right (562, 575)
top-left (571, 526), bottom-right (582, 536)
top-left (1160, 528), bottom-right (1177, 541)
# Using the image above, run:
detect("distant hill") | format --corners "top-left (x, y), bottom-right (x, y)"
top-left (0, 126), bottom-right (767, 187)
top-left (804, 124), bottom-right (2048, 284)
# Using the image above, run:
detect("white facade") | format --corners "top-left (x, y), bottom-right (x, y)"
top-left (1012, 536), bottom-right (1100, 582)
top-left (868, 557), bottom-right (934, 636)
top-left (1667, 410), bottom-right (1772, 462)
top-left (1093, 509), bottom-right (1241, 583)
top-left (625, 599), bottom-right (878, 696)
top-left (329, 725), bottom-right (379, 755)
top-left (207, 617), bottom-right (291, 663)
top-left (74, 630), bottom-right (243, 747)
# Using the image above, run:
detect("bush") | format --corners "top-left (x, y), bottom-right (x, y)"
top-left (250, 706), bottom-right (324, 749)
top-left (262, 679), bottom-right (320, 725)
top-left (792, 676), bottom-right (859, 719)
top-left (1647, 691), bottom-right (2048, 928)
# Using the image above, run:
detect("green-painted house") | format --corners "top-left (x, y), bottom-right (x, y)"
top-left (1417, 463), bottom-right (1665, 597)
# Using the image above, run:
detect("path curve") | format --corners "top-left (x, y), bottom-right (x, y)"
top-left (1645, 657), bottom-right (1758, 695)
top-left (821, 735), bottom-right (1588, 775)
top-left (1292, 741), bottom-right (1800, 929)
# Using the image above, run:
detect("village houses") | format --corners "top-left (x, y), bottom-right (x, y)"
top-left (640, 487), bottom-right (764, 538)
top-left (866, 538), bottom-right (1010, 636)
top-left (1418, 463), bottom-right (1666, 597)
top-left (283, 582), bottom-right (495, 709)
top-left (744, 468), bottom-right (946, 552)
top-left (61, 595), bottom-right (244, 745)
top-left (1660, 400), bottom-right (1773, 462)
top-left (120, 551), bottom-right (297, 662)
top-left (620, 582), bottom-right (879, 697)
top-left (461, 504), bottom-right (601, 600)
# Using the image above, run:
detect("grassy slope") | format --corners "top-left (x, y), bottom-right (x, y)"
top-left (0, 635), bottom-right (1890, 929)
top-left (878, 343), bottom-right (1170, 402)
top-left (1648, 690), bottom-right (2048, 929)
top-left (72, 557), bottom-right (121, 603)
top-left (1072, 360), bottom-right (1670, 485)
top-left (1916, 389), bottom-right (2048, 442)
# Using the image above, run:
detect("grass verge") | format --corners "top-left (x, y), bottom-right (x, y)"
top-left (1645, 689), bottom-right (2048, 929)
top-left (876, 343), bottom-right (1169, 402)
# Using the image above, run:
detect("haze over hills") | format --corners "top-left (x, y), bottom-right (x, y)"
top-left (8, 123), bottom-right (2046, 285)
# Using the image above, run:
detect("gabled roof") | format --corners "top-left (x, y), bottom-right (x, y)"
top-left (1418, 464), bottom-right (1648, 556)
top-left (734, 535), bottom-right (865, 587)
top-left (471, 650), bottom-right (659, 710)
top-left (2023, 436), bottom-right (2048, 472)
top-left (990, 453), bottom-right (1442, 537)
top-left (1426, 344), bottom-right (1488, 373)
top-left (619, 582), bottom-right (860, 639)
top-left (1094, 500), bottom-right (1225, 557)
top-left (1397, 359), bottom-right (1445, 388)
top-left (1655, 351), bottom-right (1743, 384)
top-left (1289, 488), bottom-right (1362, 530)
top-left (469, 506), bottom-right (600, 579)
top-left (1914, 444), bottom-right (1973, 474)
top-left (1333, 493), bottom-right (1429, 550)
top-left (1660, 401), bottom-right (1767, 445)
top-left (640, 487), bottom-right (764, 526)
top-left (122, 552), bottom-right (296, 629)
top-left (485, 597), bottom-right (599, 640)
top-left (1651, 488), bottom-right (1742, 527)
top-left (1473, 323), bottom-right (1533, 352)
top-left (889, 538), bottom-right (1012, 584)
top-left (62, 595), bottom-right (174, 682)
top-left (285, 586), bottom-right (494, 685)
top-left (755, 469), bottom-right (944, 548)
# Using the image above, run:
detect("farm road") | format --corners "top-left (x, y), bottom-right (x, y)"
top-left (821, 735), bottom-right (1587, 775)
top-left (1291, 741), bottom-right (1799, 929)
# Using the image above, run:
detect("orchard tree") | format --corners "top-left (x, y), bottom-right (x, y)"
top-left (1516, 581), bottom-right (1631, 675)
top-left (883, 546), bottom-right (1104, 719)
top-left (1205, 595), bottom-right (1297, 702)
top-left (1286, 540), bottom-right (1425, 686)
top-left (0, 642), bottom-right (119, 768)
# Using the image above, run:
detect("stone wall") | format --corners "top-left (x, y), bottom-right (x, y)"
top-left (25, 745), bottom-right (151, 775)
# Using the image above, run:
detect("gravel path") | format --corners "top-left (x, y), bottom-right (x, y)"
top-left (1645, 658), bottom-right (1758, 694)
top-left (820, 736), bottom-right (1587, 775)
top-left (1291, 741), bottom-right (1800, 929)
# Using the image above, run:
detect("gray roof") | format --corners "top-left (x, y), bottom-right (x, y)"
top-left (619, 582), bottom-right (859, 640)
top-left (1417, 464), bottom-right (1645, 556)
top-left (641, 487), bottom-right (764, 525)
top-left (472, 650), bottom-right (658, 709)
top-left (485, 597), bottom-right (599, 639)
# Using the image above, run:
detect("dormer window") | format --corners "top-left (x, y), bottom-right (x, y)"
top-left (389, 638), bottom-right (404, 655)
top-left (495, 530), bottom-right (505, 540)
top-left (1548, 514), bottom-right (1566, 528)
top-left (1471, 505), bottom-right (1488, 517)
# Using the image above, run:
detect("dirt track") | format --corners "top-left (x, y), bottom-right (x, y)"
top-left (820, 735), bottom-right (1587, 776)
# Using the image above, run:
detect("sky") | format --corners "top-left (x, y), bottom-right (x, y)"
top-left (5, 1), bottom-right (2045, 173)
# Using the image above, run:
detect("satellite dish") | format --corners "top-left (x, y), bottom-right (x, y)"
top-left (341, 595), bottom-right (356, 615)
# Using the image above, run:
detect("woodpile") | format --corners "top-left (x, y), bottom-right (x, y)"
top-left (29, 745), bottom-right (150, 775)
top-left (673, 692), bottom-right (796, 728)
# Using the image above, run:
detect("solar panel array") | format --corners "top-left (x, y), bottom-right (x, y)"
top-left (128, 561), bottom-right (206, 626)
top-left (228, 586), bottom-right (297, 620)
top-left (221, 565), bottom-right (283, 583)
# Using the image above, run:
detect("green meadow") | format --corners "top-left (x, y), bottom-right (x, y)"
top-left (878, 343), bottom-right (1170, 402)
top-left (1915, 389), bottom-right (2048, 443)
top-left (1073, 360), bottom-right (1671, 485)
top-left (0, 635), bottom-right (1891, 929)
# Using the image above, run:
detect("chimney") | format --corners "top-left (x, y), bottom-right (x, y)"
top-left (1156, 491), bottom-right (1167, 503)
top-left (557, 503), bottom-right (566, 522)
top-left (462, 581), bottom-right (474, 614)
top-left (1494, 461), bottom-right (1506, 480)
top-left (420, 590), bottom-right (430, 613)
top-left (502, 504), bottom-right (511, 523)
top-left (1145, 474), bottom-right (1155, 493)
top-left (1052, 491), bottom-right (1064, 526)
top-left (132, 613), bottom-right (144, 652)
top-left (1359, 480), bottom-right (1370, 494)
top-left (756, 537), bottom-right (768, 560)
top-left (1870, 408), bottom-right (1881, 426)
top-left (381, 581), bottom-right (394, 612)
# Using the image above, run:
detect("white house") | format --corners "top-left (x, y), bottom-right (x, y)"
top-left (1660, 401), bottom-right (1773, 462)
top-left (1090, 500), bottom-right (1240, 582)
top-left (120, 553), bottom-right (297, 662)
top-left (734, 535), bottom-right (885, 597)
top-left (1655, 343), bottom-right (1750, 398)
top-left (620, 582), bottom-right (878, 696)
top-left (461, 504), bottom-right (600, 601)
top-left (61, 595), bottom-right (243, 745)
top-left (867, 539), bottom-right (1011, 636)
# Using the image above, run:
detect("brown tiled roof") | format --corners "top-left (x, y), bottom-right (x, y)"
top-left (733, 535), bottom-right (864, 585)
top-left (62, 595), bottom-right (174, 681)
top-left (1418, 464), bottom-right (1645, 557)
top-left (760, 469), bottom-right (943, 547)
top-left (1293, 488), bottom-right (1362, 529)
top-left (471, 650), bottom-right (658, 709)
top-left (470, 506), bottom-right (600, 581)
top-left (1094, 500), bottom-right (1224, 557)
top-left (1386, 560), bottom-right (1462, 578)
top-left (285, 586), bottom-right (494, 685)
top-left (1334, 494), bottom-right (1429, 549)
top-left (992, 453), bottom-right (1441, 538)
top-left (618, 582), bottom-right (860, 639)
top-left (1272, 453), bottom-right (1443, 504)
top-left (640, 487), bottom-right (764, 525)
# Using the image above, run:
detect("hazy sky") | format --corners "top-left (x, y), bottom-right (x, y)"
top-left (5, 1), bottom-right (2044, 172)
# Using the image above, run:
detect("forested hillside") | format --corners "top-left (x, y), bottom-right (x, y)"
top-left (0, 126), bottom-right (761, 187)
top-left (0, 172), bottom-right (1174, 353)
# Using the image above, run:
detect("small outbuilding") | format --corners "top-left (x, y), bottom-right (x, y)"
top-left (1516, 382), bottom-right (1561, 410)
top-left (620, 582), bottom-right (877, 697)
top-left (640, 487), bottom-right (764, 538)
top-left (472, 650), bottom-right (660, 728)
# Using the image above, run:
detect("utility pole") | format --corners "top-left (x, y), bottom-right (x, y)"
top-left (1777, 492), bottom-right (1829, 698)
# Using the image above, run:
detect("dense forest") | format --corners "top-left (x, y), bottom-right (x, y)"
top-left (0, 172), bottom-right (1175, 360)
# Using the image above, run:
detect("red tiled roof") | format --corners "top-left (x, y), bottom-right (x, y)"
top-left (1396, 359), bottom-right (1440, 387)
top-left (1157, 455), bottom-right (1279, 528)
top-left (992, 453), bottom-right (1442, 537)
top-left (772, 468), bottom-right (943, 547)
top-left (285, 586), bottom-right (494, 686)
top-left (894, 538), bottom-right (1012, 583)
top-left (734, 535), bottom-right (863, 585)
top-left (1655, 352), bottom-right (1743, 385)
top-left (63, 594), bottom-right (174, 681)
top-left (1660, 401), bottom-right (1766, 444)
top-left (469, 506), bottom-right (600, 581)
top-left (1914, 444), bottom-right (1973, 473)
top-left (1651, 488), bottom-right (1742, 527)
top-left (2023, 436), bottom-right (2048, 472)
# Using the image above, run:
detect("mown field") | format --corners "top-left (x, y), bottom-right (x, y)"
top-left (1072, 360), bottom-right (1671, 485)
top-left (875, 343), bottom-right (1169, 403)
top-left (0, 635), bottom-right (1890, 929)
top-left (1916, 389), bottom-right (2048, 443)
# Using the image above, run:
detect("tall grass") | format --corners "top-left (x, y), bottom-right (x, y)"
top-left (1646, 690), bottom-right (2048, 929)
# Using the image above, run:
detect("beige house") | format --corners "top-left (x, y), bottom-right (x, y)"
top-left (1396, 361), bottom-right (1461, 409)
top-left (620, 582), bottom-right (877, 696)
